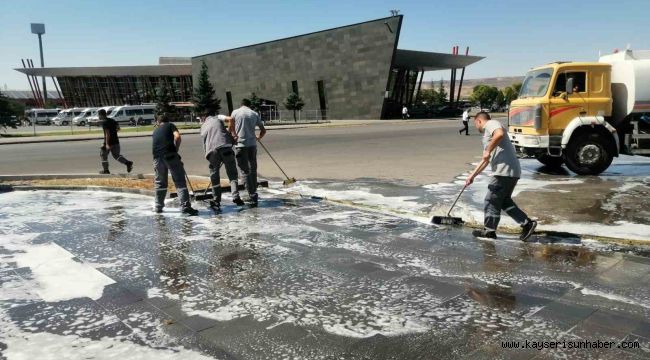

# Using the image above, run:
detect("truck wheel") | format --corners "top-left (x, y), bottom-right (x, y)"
top-left (564, 132), bottom-right (613, 175)
top-left (536, 154), bottom-right (564, 168)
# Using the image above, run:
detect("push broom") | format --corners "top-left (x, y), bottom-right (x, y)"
top-left (431, 185), bottom-right (466, 225)
top-left (258, 140), bottom-right (297, 186)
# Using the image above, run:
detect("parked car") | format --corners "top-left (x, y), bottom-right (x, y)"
top-left (433, 106), bottom-right (463, 117)
top-left (87, 106), bottom-right (116, 126)
top-left (52, 108), bottom-right (83, 126)
top-left (25, 109), bottom-right (60, 125)
top-left (72, 107), bottom-right (97, 126)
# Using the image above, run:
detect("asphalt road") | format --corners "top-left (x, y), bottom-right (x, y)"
top-left (1, 120), bottom-right (487, 184)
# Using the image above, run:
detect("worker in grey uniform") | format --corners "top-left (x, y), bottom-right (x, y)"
top-left (230, 99), bottom-right (266, 205)
top-left (465, 112), bottom-right (537, 241)
top-left (200, 110), bottom-right (244, 209)
top-left (151, 113), bottom-right (198, 216)
top-left (99, 109), bottom-right (133, 174)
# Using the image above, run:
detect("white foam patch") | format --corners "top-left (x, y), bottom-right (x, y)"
top-left (276, 181), bottom-right (429, 214)
top-left (8, 242), bottom-right (115, 302)
top-left (0, 313), bottom-right (214, 360)
top-left (542, 221), bottom-right (650, 242)
top-left (580, 288), bottom-right (650, 309)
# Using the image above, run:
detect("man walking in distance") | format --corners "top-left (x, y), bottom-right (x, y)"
top-left (465, 112), bottom-right (537, 241)
top-left (459, 107), bottom-right (470, 135)
top-left (151, 113), bottom-right (198, 216)
top-left (402, 106), bottom-right (409, 120)
top-left (99, 109), bottom-right (133, 174)
top-left (230, 99), bottom-right (266, 206)
top-left (200, 110), bottom-right (244, 210)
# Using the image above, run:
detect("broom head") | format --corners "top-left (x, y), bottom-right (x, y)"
top-left (431, 216), bottom-right (464, 225)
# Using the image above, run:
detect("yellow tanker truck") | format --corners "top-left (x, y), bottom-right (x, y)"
top-left (508, 49), bottom-right (650, 175)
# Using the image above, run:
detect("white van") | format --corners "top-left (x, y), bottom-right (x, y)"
top-left (25, 109), bottom-right (60, 125)
top-left (87, 106), bottom-right (115, 126)
top-left (108, 105), bottom-right (156, 125)
top-left (72, 107), bottom-right (98, 126)
top-left (52, 108), bottom-right (84, 126)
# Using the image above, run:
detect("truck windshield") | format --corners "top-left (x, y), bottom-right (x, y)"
top-left (519, 68), bottom-right (553, 98)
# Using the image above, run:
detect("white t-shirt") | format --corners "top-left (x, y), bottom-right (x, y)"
top-left (402, 107), bottom-right (408, 114)
top-left (462, 110), bottom-right (469, 121)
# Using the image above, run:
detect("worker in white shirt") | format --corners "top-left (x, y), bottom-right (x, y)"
top-left (459, 108), bottom-right (470, 135)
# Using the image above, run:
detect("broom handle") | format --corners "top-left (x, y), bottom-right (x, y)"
top-left (258, 140), bottom-right (291, 181)
top-left (185, 173), bottom-right (195, 194)
top-left (447, 185), bottom-right (467, 217)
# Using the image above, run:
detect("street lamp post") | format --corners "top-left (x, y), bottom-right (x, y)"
top-left (30, 23), bottom-right (46, 104)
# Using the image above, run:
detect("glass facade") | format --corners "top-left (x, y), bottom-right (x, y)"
top-left (56, 75), bottom-right (193, 107)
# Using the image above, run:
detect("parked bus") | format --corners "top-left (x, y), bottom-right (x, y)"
top-left (108, 105), bottom-right (156, 125)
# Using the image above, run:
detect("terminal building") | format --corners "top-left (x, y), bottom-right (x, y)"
top-left (16, 15), bottom-right (482, 119)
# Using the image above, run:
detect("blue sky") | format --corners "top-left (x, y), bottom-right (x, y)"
top-left (1, 0), bottom-right (648, 90)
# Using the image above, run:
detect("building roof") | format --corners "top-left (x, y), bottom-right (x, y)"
top-left (394, 49), bottom-right (484, 71)
top-left (193, 15), bottom-right (403, 59)
top-left (14, 64), bottom-right (191, 77)
top-left (3, 90), bottom-right (61, 99)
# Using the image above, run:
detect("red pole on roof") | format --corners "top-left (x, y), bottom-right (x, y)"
top-left (21, 59), bottom-right (42, 108)
top-left (28, 59), bottom-right (45, 107)
top-left (51, 77), bottom-right (67, 108)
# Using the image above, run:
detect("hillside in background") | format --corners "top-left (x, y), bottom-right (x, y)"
top-left (421, 76), bottom-right (524, 99)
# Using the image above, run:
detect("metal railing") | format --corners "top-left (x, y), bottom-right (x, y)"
top-left (263, 109), bottom-right (329, 124)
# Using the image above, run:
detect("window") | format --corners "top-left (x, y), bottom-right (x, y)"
top-left (143, 108), bottom-right (154, 115)
top-left (520, 68), bottom-right (552, 98)
top-left (317, 80), bottom-right (327, 116)
top-left (125, 109), bottom-right (143, 116)
top-left (291, 80), bottom-right (299, 95)
top-left (554, 71), bottom-right (586, 94)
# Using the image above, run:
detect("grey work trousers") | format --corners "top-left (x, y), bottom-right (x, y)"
top-left (235, 146), bottom-right (258, 196)
top-left (153, 153), bottom-right (190, 210)
top-left (484, 176), bottom-right (529, 231)
top-left (208, 147), bottom-right (240, 203)
top-left (100, 144), bottom-right (129, 171)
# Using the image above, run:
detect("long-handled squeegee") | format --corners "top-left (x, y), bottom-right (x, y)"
top-left (431, 185), bottom-right (466, 225)
top-left (258, 140), bottom-right (297, 186)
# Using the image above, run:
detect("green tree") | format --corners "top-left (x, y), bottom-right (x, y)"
top-left (501, 86), bottom-right (518, 107)
top-left (495, 91), bottom-right (506, 108)
top-left (417, 89), bottom-right (437, 105)
top-left (192, 61), bottom-right (221, 115)
top-left (470, 85), bottom-right (500, 109)
top-left (435, 79), bottom-right (448, 105)
top-left (284, 92), bottom-right (305, 122)
top-left (512, 82), bottom-right (522, 95)
top-left (0, 91), bottom-right (21, 132)
top-left (155, 81), bottom-right (175, 117)
top-left (245, 92), bottom-right (262, 113)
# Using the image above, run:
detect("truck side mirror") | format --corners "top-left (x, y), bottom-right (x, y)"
top-left (566, 78), bottom-right (574, 95)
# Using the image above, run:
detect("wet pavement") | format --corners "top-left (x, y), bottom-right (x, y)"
top-left (1, 188), bottom-right (650, 359)
top-left (281, 155), bottom-right (650, 242)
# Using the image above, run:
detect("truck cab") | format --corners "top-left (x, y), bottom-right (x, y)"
top-left (509, 62), bottom-right (619, 175)
top-left (509, 49), bottom-right (650, 175)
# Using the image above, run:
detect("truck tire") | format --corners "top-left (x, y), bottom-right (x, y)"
top-left (564, 132), bottom-right (613, 175)
top-left (536, 154), bottom-right (564, 168)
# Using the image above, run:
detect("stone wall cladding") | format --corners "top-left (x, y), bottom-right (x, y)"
top-left (192, 16), bottom-right (401, 120)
